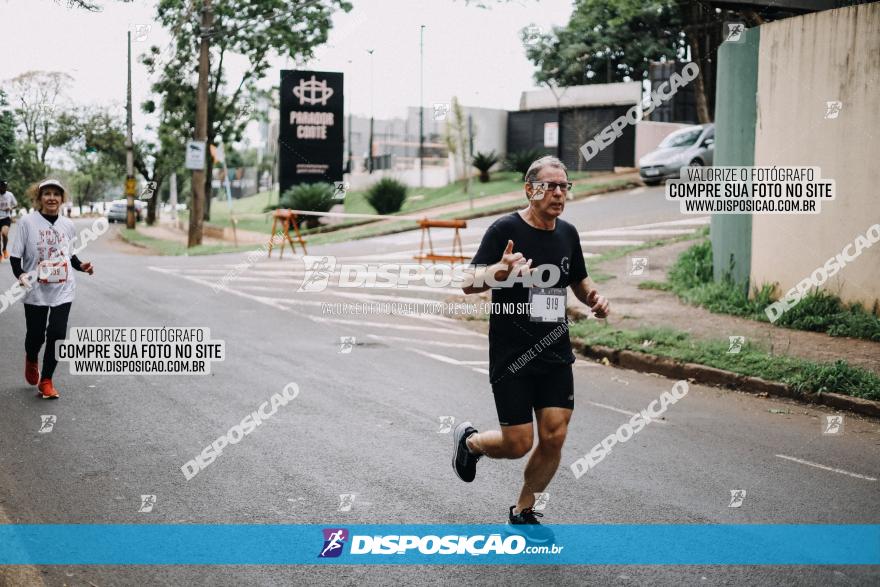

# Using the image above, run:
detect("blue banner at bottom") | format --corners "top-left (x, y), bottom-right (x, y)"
top-left (0, 525), bottom-right (877, 565)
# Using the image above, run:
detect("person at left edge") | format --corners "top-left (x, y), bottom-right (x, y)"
top-left (0, 179), bottom-right (17, 261)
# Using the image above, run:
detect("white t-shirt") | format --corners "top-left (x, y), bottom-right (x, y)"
top-left (0, 191), bottom-right (16, 219)
top-left (9, 212), bottom-right (77, 307)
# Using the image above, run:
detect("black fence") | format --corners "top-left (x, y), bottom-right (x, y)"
top-left (507, 106), bottom-right (637, 172)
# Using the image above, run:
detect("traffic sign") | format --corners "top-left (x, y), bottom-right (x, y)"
top-left (185, 140), bottom-right (207, 170)
top-left (125, 177), bottom-right (137, 196)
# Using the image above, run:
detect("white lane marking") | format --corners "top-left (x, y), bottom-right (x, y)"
top-left (315, 317), bottom-right (485, 337)
top-left (472, 368), bottom-right (490, 375)
top-left (580, 240), bottom-right (645, 247)
top-left (410, 349), bottom-right (467, 365)
top-left (775, 454), bottom-right (877, 482)
top-left (582, 228), bottom-right (697, 237)
top-left (578, 216), bottom-right (709, 237)
top-left (339, 249), bottom-right (480, 261)
top-left (409, 348), bottom-right (490, 367)
top-left (164, 272), bottom-right (463, 296)
top-left (366, 334), bottom-right (487, 351)
top-left (587, 401), bottom-right (667, 424)
top-left (151, 266), bottom-right (487, 350)
top-left (320, 289), bottom-right (463, 307)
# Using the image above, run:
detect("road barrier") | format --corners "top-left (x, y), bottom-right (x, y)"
top-left (414, 218), bottom-right (468, 263)
top-left (267, 209), bottom-right (308, 258)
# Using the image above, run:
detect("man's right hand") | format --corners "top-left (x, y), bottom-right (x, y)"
top-left (18, 273), bottom-right (32, 289)
top-left (495, 239), bottom-right (532, 281)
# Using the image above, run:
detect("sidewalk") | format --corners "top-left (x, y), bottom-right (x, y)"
top-left (569, 238), bottom-right (880, 377)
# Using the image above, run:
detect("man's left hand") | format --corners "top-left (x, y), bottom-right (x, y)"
top-left (586, 290), bottom-right (609, 318)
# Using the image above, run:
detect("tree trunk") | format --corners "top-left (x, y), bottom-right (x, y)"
top-left (146, 175), bottom-right (163, 226)
top-left (203, 136), bottom-right (215, 222)
top-left (688, 3), bottom-right (713, 124)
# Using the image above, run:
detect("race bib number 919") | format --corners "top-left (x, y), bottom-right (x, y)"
top-left (529, 287), bottom-right (566, 323)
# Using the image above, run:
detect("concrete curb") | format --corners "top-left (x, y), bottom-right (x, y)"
top-left (570, 339), bottom-right (880, 419)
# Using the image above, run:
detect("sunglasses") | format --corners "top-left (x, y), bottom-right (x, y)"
top-left (529, 181), bottom-right (573, 193)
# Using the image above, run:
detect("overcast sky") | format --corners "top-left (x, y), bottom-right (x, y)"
top-left (2, 0), bottom-right (574, 145)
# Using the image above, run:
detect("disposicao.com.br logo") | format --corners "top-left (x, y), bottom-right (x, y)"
top-left (317, 528), bottom-right (562, 558)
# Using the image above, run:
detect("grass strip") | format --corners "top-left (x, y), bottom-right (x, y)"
top-left (569, 320), bottom-right (880, 401)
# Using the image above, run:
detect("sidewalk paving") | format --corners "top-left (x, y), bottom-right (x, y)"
top-left (569, 238), bottom-right (880, 377)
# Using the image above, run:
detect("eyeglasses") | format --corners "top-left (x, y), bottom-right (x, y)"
top-left (529, 181), bottom-right (573, 193)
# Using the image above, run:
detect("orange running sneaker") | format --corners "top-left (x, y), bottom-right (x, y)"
top-left (38, 379), bottom-right (60, 399)
top-left (25, 356), bottom-right (40, 385)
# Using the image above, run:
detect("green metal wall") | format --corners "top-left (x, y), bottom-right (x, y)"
top-left (711, 27), bottom-right (760, 291)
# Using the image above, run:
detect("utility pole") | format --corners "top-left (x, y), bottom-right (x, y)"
top-left (189, 0), bottom-right (212, 247)
top-left (367, 48), bottom-right (374, 174)
top-left (125, 30), bottom-right (136, 229)
top-left (419, 25), bottom-right (425, 187)
top-left (347, 112), bottom-right (353, 173)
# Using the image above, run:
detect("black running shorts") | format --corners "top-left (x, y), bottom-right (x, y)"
top-left (0, 218), bottom-right (11, 229)
top-left (491, 364), bottom-right (574, 426)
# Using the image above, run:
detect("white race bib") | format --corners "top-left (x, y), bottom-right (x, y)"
top-left (37, 259), bottom-right (69, 284)
top-left (529, 287), bottom-right (566, 323)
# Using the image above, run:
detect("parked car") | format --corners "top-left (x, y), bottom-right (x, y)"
top-left (639, 123), bottom-right (714, 185)
top-left (106, 200), bottom-right (144, 223)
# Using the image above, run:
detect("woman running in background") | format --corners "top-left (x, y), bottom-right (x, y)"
top-left (9, 179), bottom-right (94, 399)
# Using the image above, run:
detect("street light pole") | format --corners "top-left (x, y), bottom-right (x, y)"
top-left (189, 0), bottom-right (212, 247)
top-left (367, 49), bottom-right (375, 174)
top-left (419, 25), bottom-right (425, 188)
top-left (125, 30), bottom-right (136, 229)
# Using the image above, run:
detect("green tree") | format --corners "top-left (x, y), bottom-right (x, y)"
top-left (6, 143), bottom-right (46, 204)
top-left (0, 90), bottom-right (17, 178)
top-left (525, 0), bottom-right (767, 124)
top-left (55, 106), bottom-right (182, 225)
top-left (5, 70), bottom-right (74, 164)
top-left (525, 0), bottom-right (685, 88)
top-left (142, 0), bottom-right (351, 226)
top-left (443, 97), bottom-right (473, 201)
top-left (69, 153), bottom-right (124, 215)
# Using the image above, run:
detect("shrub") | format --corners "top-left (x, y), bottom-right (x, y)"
top-left (365, 177), bottom-right (407, 215)
top-left (504, 149), bottom-right (544, 178)
top-left (472, 150), bottom-right (500, 183)
top-left (667, 240), bottom-right (713, 289)
top-left (666, 241), bottom-right (880, 341)
top-left (279, 183), bottom-right (336, 228)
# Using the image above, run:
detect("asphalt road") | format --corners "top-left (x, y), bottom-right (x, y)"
top-left (0, 187), bottom-right (878, 586)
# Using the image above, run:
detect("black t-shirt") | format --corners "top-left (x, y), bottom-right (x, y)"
top-left (470, 212), bottom-right (588, 383)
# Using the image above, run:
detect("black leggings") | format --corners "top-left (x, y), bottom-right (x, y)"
top-left (24, 303), bottom-right (72, 380)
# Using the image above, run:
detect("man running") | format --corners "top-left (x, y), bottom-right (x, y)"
top-left (0, 179), bottom-right (17, 262)
top-left (453, 156), bottom-right (609, 541)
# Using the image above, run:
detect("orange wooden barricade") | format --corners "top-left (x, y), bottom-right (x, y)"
top-left (267, 209), bottom-right (308, 258)
top-left (414, 218), bottom-right (468, 263)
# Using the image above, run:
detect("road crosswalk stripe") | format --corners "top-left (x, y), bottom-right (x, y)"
top-left (366, 334), bottom-right (487, 350)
